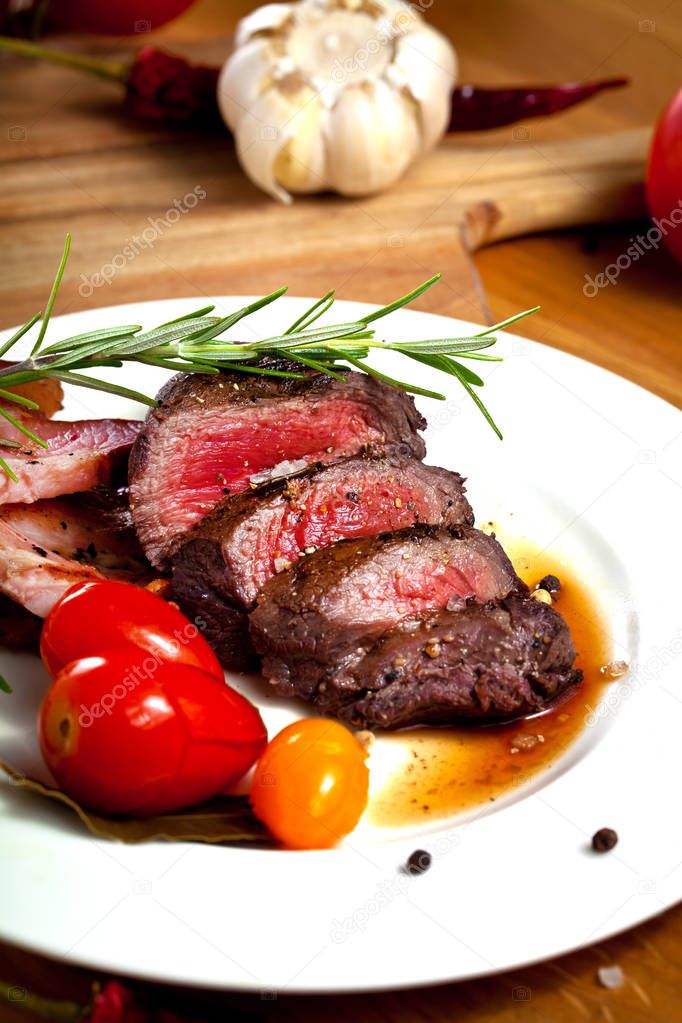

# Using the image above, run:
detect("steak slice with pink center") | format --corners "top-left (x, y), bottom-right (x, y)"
top-left (128, 368), bottom-right (426, 570)
top-left (249, 526), bottom-right (526, 702)
top-left (170, 450), bottom-right (474, 669)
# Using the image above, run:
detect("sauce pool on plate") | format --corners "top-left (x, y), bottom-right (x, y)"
top-left (368, 540), bottom-right (615, 828)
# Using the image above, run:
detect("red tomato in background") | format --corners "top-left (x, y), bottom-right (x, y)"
top-left (47, 0), bottom-right (196, 35)
top-left (40, 580), bottom-right (223, 681)
top-left (39, 645), bottom-right (267, 815)
top-left (646, 88), bottom-right (682, 265)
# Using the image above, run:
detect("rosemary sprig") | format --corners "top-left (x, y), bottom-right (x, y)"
top-left (0, 238), bottom-right (540, 477)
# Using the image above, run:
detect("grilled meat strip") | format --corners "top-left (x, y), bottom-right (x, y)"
top-left (0, 414), bottom-right (140, 506)
top-left (0, 489), bottom-right (152, 618)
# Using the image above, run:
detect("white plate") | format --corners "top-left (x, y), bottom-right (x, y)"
top-left (0, 296), bottom-right (680, 993)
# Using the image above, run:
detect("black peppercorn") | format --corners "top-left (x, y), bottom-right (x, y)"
top-left (592, 828), bottom-right (618, 853)
top-left (538, 574), bottom-right (561, 593)
top-left (406, 849), bottom-right (432, 875)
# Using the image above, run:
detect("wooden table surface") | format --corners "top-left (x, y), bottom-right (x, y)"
top-left (1, 0), bottom-right (681, 1019)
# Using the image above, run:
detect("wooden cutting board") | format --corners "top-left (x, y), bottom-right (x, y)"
top-left (0, 43), bottom-right (650, 329)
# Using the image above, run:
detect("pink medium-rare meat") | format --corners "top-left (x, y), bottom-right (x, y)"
top-left (0, 415), bottom-right (141, 505)
top-left (128, 367), bottom-right (427, 569)
top-left (250, 526), bottom-right (527, 701)
top-left (0, 490), bottom-right (153, 618)
top-left (170, 450), bottom-right (474, 668)
top-left (174, 449), bottom-right (474, 608)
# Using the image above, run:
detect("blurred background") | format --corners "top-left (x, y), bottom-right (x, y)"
top-left (1, 0), bottom-right (681, 404)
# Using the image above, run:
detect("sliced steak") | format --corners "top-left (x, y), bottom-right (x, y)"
top-left (313, 596), bottom-right (582, 728)
top-left (0, 415), bottom-right (140, 506)
top-left (250, 526), bottom-right (526, 699)
top-left (129, 367), bottom-right (426, 569)
top-left (0, 489), bottom-right (153, 618)
top-left (171, 451), bottom-right (474, 669)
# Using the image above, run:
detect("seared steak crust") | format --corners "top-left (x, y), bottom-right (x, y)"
top-left (129, 367), bottom-right (426, 569)
top-left (250, 526), bottom-right (527, 700)
top-left (171, 450), bottom-right (474, 669)
top-left (324, 596), bottom-right (582, 729)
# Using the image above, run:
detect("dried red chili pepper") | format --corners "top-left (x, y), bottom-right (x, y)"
top-left (0, 35), bottom-right (628, 134)
top-left (126, 47), bottom-right (220, 126)
top-left (448, 78), bottom-right (629, 132)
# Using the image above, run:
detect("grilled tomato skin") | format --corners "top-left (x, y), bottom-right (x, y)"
top-left (39, 645), bottom-right (267, 816)
top-left (250, 719), bottom-right (369, 849)
top-left (40, 580), bottom-right (223, 681)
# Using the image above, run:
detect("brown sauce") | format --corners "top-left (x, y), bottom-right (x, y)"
top-left (368, 540), bottom-right (613, 828)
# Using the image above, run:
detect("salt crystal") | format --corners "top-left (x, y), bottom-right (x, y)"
top-left (597, 965), bottom-right (624, 990)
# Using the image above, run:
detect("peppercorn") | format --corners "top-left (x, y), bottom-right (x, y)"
top-left (538, 574), bottom-right (561, 593)
top-left (406, 849), bottom-right (432, 875)
top-left (592, 828), bottom-right (618, 853)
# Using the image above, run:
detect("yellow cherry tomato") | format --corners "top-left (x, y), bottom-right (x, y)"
top-left (250, 719), bottom-right (369, 849)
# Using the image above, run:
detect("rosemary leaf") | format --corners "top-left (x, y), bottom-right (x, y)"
top-left (50, 371), bottom-right (157, 406)
top-left (215, 364), bottom-right (305, 379)
top-left (450, 365), bottom-right (503, 440)
top-left (216, 287), bottom-right (289, 331)
top-left (177, 347), bottom-right (251, 363)
top-left (343, 355), bottom-right (446, 400)
top-left (0, 311), bottom-right (42, 359)
top-left (454, 352), bottom-right (504, 362)
top-left (281, 350), bottom-right (348, 380)
top-left (2, 240), bottom-right (541, 445)
top-left (0, 388), bottom-right (40, 410)
top-left (125, 317), bottom-right (222, 350)
top-left (448, 360), bottom-right (485, 388)
top-left (474, 306), bottom-right (540, 336)
top-left (0, 456), bottom-right (18, 481)
top-left (30, 233), bottom-right (70, 356)
top-left (251, 322), bottom-right (368, 350)
top-left (404, 351), bottom-right (487, 391)
top-left (40, 325), bottom-right (142, 355)
top-left (285, 291), bottom-right (335, 335)
top-left (184, 290), bottom-right (289, 346)
top-left (363, 275), bottom-right (441, 323)
top-left (0, 408), bottom-right (48, 448)
top-left (386, 337), bottom-right (497, 355)
top-left (0, 675), bottom-right (12, 695)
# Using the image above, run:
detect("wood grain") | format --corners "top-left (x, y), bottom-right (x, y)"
top-left (0, 0), bottom-right (681, 1020)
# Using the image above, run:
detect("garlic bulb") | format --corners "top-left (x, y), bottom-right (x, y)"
top-left (218, 0), bottom-right (457, 202)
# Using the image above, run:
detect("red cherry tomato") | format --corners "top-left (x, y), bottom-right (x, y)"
top-left (646, 88), bottom-right (682, 265)
top-left (40, 580), bottom-right (223, 681)
top-left (39, 645), bottom-right (267, 816)
top-left (47, 0), bottom-right (195, 35)
top-left (250, 719), bottom-right (369, 849)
